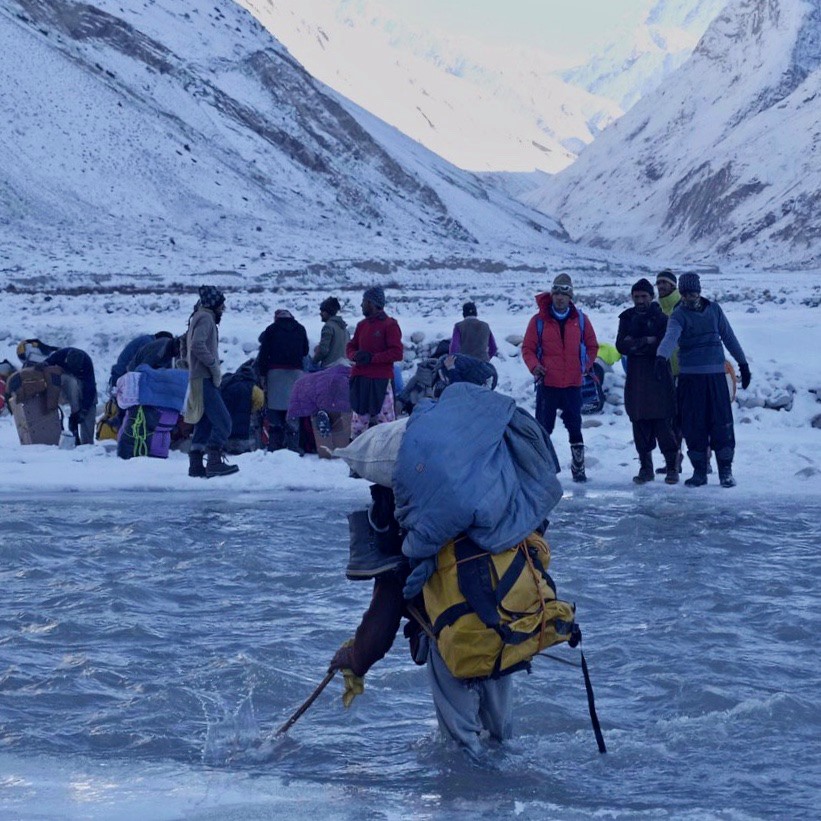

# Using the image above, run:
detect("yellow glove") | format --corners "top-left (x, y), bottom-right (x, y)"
top-left (341, 668), bottom-right (365, 708)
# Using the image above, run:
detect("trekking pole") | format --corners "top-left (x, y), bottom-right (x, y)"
top-left (580, 647), bottom-right (607, 754)
top-left (407, 604), bottom-right (437, 641)
top-left (535, 646), bottom-right (607, 754)
top-left (274, 669), bottom-right (337, 738)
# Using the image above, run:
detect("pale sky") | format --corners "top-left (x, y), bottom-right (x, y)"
top-left (377, 0), bottom-right (650, 60)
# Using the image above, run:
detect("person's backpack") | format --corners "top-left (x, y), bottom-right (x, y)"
top-left (6, 365), bottom-right (63, 411)
top-left (581, 361), bottom-right (606, 415)
top-left (423, 532), bottom-right (579, 680)
top-left (96, 398), bottom-right (121, 441)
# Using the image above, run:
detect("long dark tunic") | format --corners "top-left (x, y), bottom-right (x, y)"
top-left (616, 303), bottom-right (675, 421)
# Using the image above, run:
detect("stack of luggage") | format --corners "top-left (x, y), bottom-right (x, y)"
top-left (115, 366), bottom-right (188, 459)
top-left (287, 363), bottom-right (352, 458)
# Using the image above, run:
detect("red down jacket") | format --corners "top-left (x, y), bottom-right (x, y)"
top-left (522, 292), bottom-right (599, 389)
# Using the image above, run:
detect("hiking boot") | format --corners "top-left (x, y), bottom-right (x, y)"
top-left (684, 451), bottom-right (708, 487)
top-left (188, 450), bottom-right (206, 478)
top-left (718, 461), bottom-right (736, 488)
top-left (570, 444), bottom-right (587, 483)
top-left (206, 448), bottom-right (239, 478)
top-left (663, 452), bottom-right (680, 485)
top-left (316, 410), bottom-right (332, 438)
top-left (633, 453), bottom-right (654, 484)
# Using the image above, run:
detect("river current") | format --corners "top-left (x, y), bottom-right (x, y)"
top-left (1, 492), bottom-right (819, 819)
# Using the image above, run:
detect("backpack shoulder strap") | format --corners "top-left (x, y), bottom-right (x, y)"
top-left (577, 309), bottom-right (589, 372)
top-left (536, 317), bottom-right (544, 364)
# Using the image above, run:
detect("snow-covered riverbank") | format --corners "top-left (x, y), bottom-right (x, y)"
top-left (2, 271), bottom-right (819, 497)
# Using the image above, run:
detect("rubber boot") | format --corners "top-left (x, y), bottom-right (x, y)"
top-left (684, 451), bottom-right (708, 487)
top-left (570, 443), bottom-right (587, 483)
top-left (633, 452), bottom-right (655, 484)
top-left (717, 459), bottom-right (736, 488)
top-left (206, 447), bottom-right (239, 478)
top-left (285, 421), bottom-right (305, 456)
top-left (657, 451), bottom-right (683, 474)
top-left (662, 451), bottom-right (680, 485)
top-left (267, 425), bottom-right (285, 452)
top-left (188, 450), bottom-right (206, 478)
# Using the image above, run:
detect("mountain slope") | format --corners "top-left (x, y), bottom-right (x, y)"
top-left (0, 0), bottom-right (566, 285)
top-left (527, 0), bottom-right (821, 270)
top-left (235, 0), bottom-right (622, 173)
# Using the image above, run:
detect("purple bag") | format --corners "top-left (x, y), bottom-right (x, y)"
top-left (287, 363), bottom-right (352, 418)
top-left (117, 406), bottom-right (179, 459)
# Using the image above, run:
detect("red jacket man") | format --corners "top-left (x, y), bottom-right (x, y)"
top-left (522, 274), bottom-right (598, 481)
top-left (346, 286), bottom-right (403, 440)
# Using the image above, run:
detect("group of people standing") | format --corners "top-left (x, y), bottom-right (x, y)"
top-left (182, 270), bottom-right (751, 487)
top-left (519, 269), bottom-right (750, 487)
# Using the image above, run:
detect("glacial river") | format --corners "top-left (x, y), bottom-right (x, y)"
top-left (1, 492), bottom-right (818, 819)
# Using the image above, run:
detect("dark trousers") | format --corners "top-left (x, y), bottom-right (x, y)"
top-left (536, 385), bottom-right (583, 445)
top-left (266, 409), bottom-right (298, 450)
top-left (678, 372), bottom-right (735, 459)
top-left (632, 418), bottom-right (678, 456)
top-left (191, 378), bottom-right (232, 451)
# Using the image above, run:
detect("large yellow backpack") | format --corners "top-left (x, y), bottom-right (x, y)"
top-left (423, 532), bottom-right (579, 680)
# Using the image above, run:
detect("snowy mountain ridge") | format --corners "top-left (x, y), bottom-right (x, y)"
top-left (235, 0), bottom-right (725, 174)
top-left (526, 0), bottom-right (821, 271)
top-left (0, 0), bottom-right (582, 289)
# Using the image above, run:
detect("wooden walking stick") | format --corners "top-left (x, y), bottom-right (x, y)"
top-left (274, 669), bottom-right (337, 738)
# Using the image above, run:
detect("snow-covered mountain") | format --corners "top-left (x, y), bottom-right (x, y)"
top-left (233, 0), bottom-right (620, 174)
top-left (564, 0), bottom-right (729, 111)
top-left (235, 0), bottom-right (727, 175)
top-left (527, 0), bottom-right (821, 270)
top-left (0, 0), bottom-right (572, 288)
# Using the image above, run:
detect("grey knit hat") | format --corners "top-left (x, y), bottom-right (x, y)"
top-left (551, 273), bottom-right (574, 297)
top-left (678, 273), bottom-right (701, 294)
top-left (363, 286), bottom-right (386, 309)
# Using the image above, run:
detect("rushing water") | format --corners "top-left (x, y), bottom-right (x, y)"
top-left (1, 492), bottom-right (819, 820)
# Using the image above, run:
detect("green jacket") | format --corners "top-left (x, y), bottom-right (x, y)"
top-left (658, 290), bottom-right (681, 376)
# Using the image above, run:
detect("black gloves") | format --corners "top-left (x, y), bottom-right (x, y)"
top-left (739, 363), bottom-right (751, 390)
top-left (654, 356), bottom-right (669, 381)
top-left (354, 350), bottom-right (372, 365)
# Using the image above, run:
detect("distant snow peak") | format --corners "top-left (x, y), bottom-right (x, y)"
top-left (526, 0), bottom-right (821, 270)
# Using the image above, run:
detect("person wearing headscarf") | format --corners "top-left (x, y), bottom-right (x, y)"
top-left (184, 285), bottom-right (238, 478)
top-left (257, 308), bottom-right (309, 452)
top-left (345, 286), bottom-right (403, 441)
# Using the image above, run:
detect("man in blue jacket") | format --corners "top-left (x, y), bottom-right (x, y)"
top-left (656, 273), bottom-right (751, 488)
